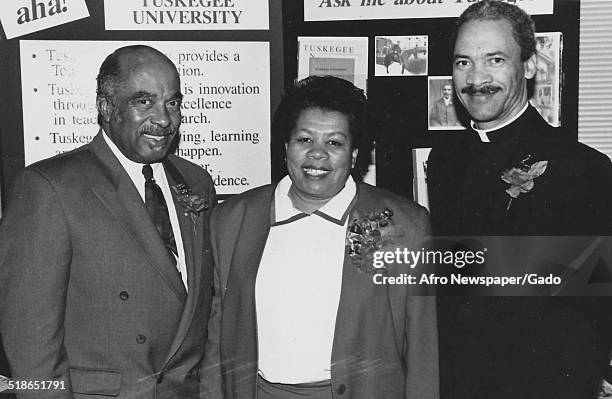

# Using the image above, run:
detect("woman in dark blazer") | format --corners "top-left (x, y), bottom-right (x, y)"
top-left (203, 76), bottom-right (438, 399)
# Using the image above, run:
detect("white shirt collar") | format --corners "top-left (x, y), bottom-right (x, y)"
top-left (273, 175), bottom-right (357, 226)
top-left (470, 102), bottom-right (529, 143)
top-left (101, 129), bottom-right (163, 199)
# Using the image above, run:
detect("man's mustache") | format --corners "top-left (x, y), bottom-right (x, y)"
top-left (461, 85), bottom-right (501, 95)
top-left (139, 125), bottom-right (177, 136)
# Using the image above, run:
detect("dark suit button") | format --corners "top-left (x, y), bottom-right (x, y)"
top-left (336, 384), bottom-right (346, 395)
top-left (136, 334), bottom-right (147, 344)
top-left (119, 291), bottom-right (129, 300)
top-left (156, 372), bottom-right (164, 384)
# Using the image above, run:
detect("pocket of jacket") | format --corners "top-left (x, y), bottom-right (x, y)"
top-left (70, 366), bottom-right (122, 396)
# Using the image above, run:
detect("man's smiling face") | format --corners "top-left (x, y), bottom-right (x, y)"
top-left (99, 50), bottom-right (183, 164)
top-left (453, 18), bottom-right (535, 130)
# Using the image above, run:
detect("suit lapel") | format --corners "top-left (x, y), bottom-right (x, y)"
top-left (164, 158), bottom-right (203, 295)
top-left (227, 187), bottom-right (275, 292)
top-left (223, 186), bottom-right (275, 394)
top-left (162, 158), bottom-right (205, 367)
top-left (88, 132), bottom-right (188, 304)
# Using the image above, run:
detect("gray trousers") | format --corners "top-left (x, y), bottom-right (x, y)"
top-left (256, 375), bottom-right (333, 399)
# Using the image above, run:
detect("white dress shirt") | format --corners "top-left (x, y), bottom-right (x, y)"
top-left (255, 175), bottom-right (357, 383)
top-left (102, 130), bottom-right (188, 291)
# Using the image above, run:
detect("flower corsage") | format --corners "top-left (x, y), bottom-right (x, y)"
top-left (171, 183), bottom-right (209, 227)
top-left (345, 207), bottom-right (405, 274)
top-left (501, 154), bottom-right (548, 211)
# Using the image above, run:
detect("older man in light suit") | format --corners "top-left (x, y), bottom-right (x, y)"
top-left (0, 45), bottom-right (217, 398)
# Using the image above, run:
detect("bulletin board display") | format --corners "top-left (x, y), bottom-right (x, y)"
top-left (281, 0), bottom-right (579, 200)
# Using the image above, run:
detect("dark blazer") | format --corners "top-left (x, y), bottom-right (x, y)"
top-left (427, 105), bottom-right (612, 236)
top-left (204, 182), bottom-right (439, 399)
top-left (427, 106), bottom-right (612, 399)
top-left (0, 132), bottom-right (216, 398)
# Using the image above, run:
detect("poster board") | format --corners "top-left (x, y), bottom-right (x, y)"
top-left (304, 0), bottom-right (553, 22)
top-left (104, 0), bottom-right (269, 30)
top-left (20, 40), bottom-right (271, 195)
top-left (0, 0), bottom-right (89, 39)
top-left (297, 36), bottom-right (368, 93)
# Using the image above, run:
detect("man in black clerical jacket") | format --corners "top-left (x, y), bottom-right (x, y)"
top-left (427, 1), bottom-right (612, 398)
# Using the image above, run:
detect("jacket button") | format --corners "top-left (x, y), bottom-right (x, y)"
top-left (336, 384), bottom-right (346, 395)
top-left (136, 334), bottom-right (147, 344)
top-left (119, 291), bottom-right (129, 300)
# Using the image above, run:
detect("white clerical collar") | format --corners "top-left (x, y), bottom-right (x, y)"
top-left (273, 174), bottom-right (357, 226)
top-left (470, 102), bottom-right (529, 143)
top-left (101, 129), bottom-right (162, 187)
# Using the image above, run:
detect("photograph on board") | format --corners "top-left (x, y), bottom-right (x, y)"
top-left (530, 32), bottom-right (563, 127)
top-left (428, 76), bottom-right (465, 130)
top-left (297, 36), bottom-right (369, 93)
top-left (374, 35), bottom-right (428, 77)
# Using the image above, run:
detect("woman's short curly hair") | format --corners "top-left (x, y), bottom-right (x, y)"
top-left (273, 75), bottom-right (368, 151)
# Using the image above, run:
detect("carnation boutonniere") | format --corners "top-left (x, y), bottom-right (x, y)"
top-left (345, 207), bottom-right (405, 274)
top-left (171, 183), bottom-right (209, 227)
top-left (501, 154), bottom-right (548, 211)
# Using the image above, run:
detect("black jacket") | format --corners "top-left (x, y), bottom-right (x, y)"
top-left (428, 105), bottom-right (612, 236)
top-left (427, 106), bottom-right (612, 399)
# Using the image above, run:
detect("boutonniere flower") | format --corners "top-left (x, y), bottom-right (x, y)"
top-left (501, 154), bottom-right (548, 211)
top-left (596, 378), bottom-right (612, 399)
top-left (345, 207), bottom-right (405, 274)
top-left (171, 183), bottom-right (209, 226)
